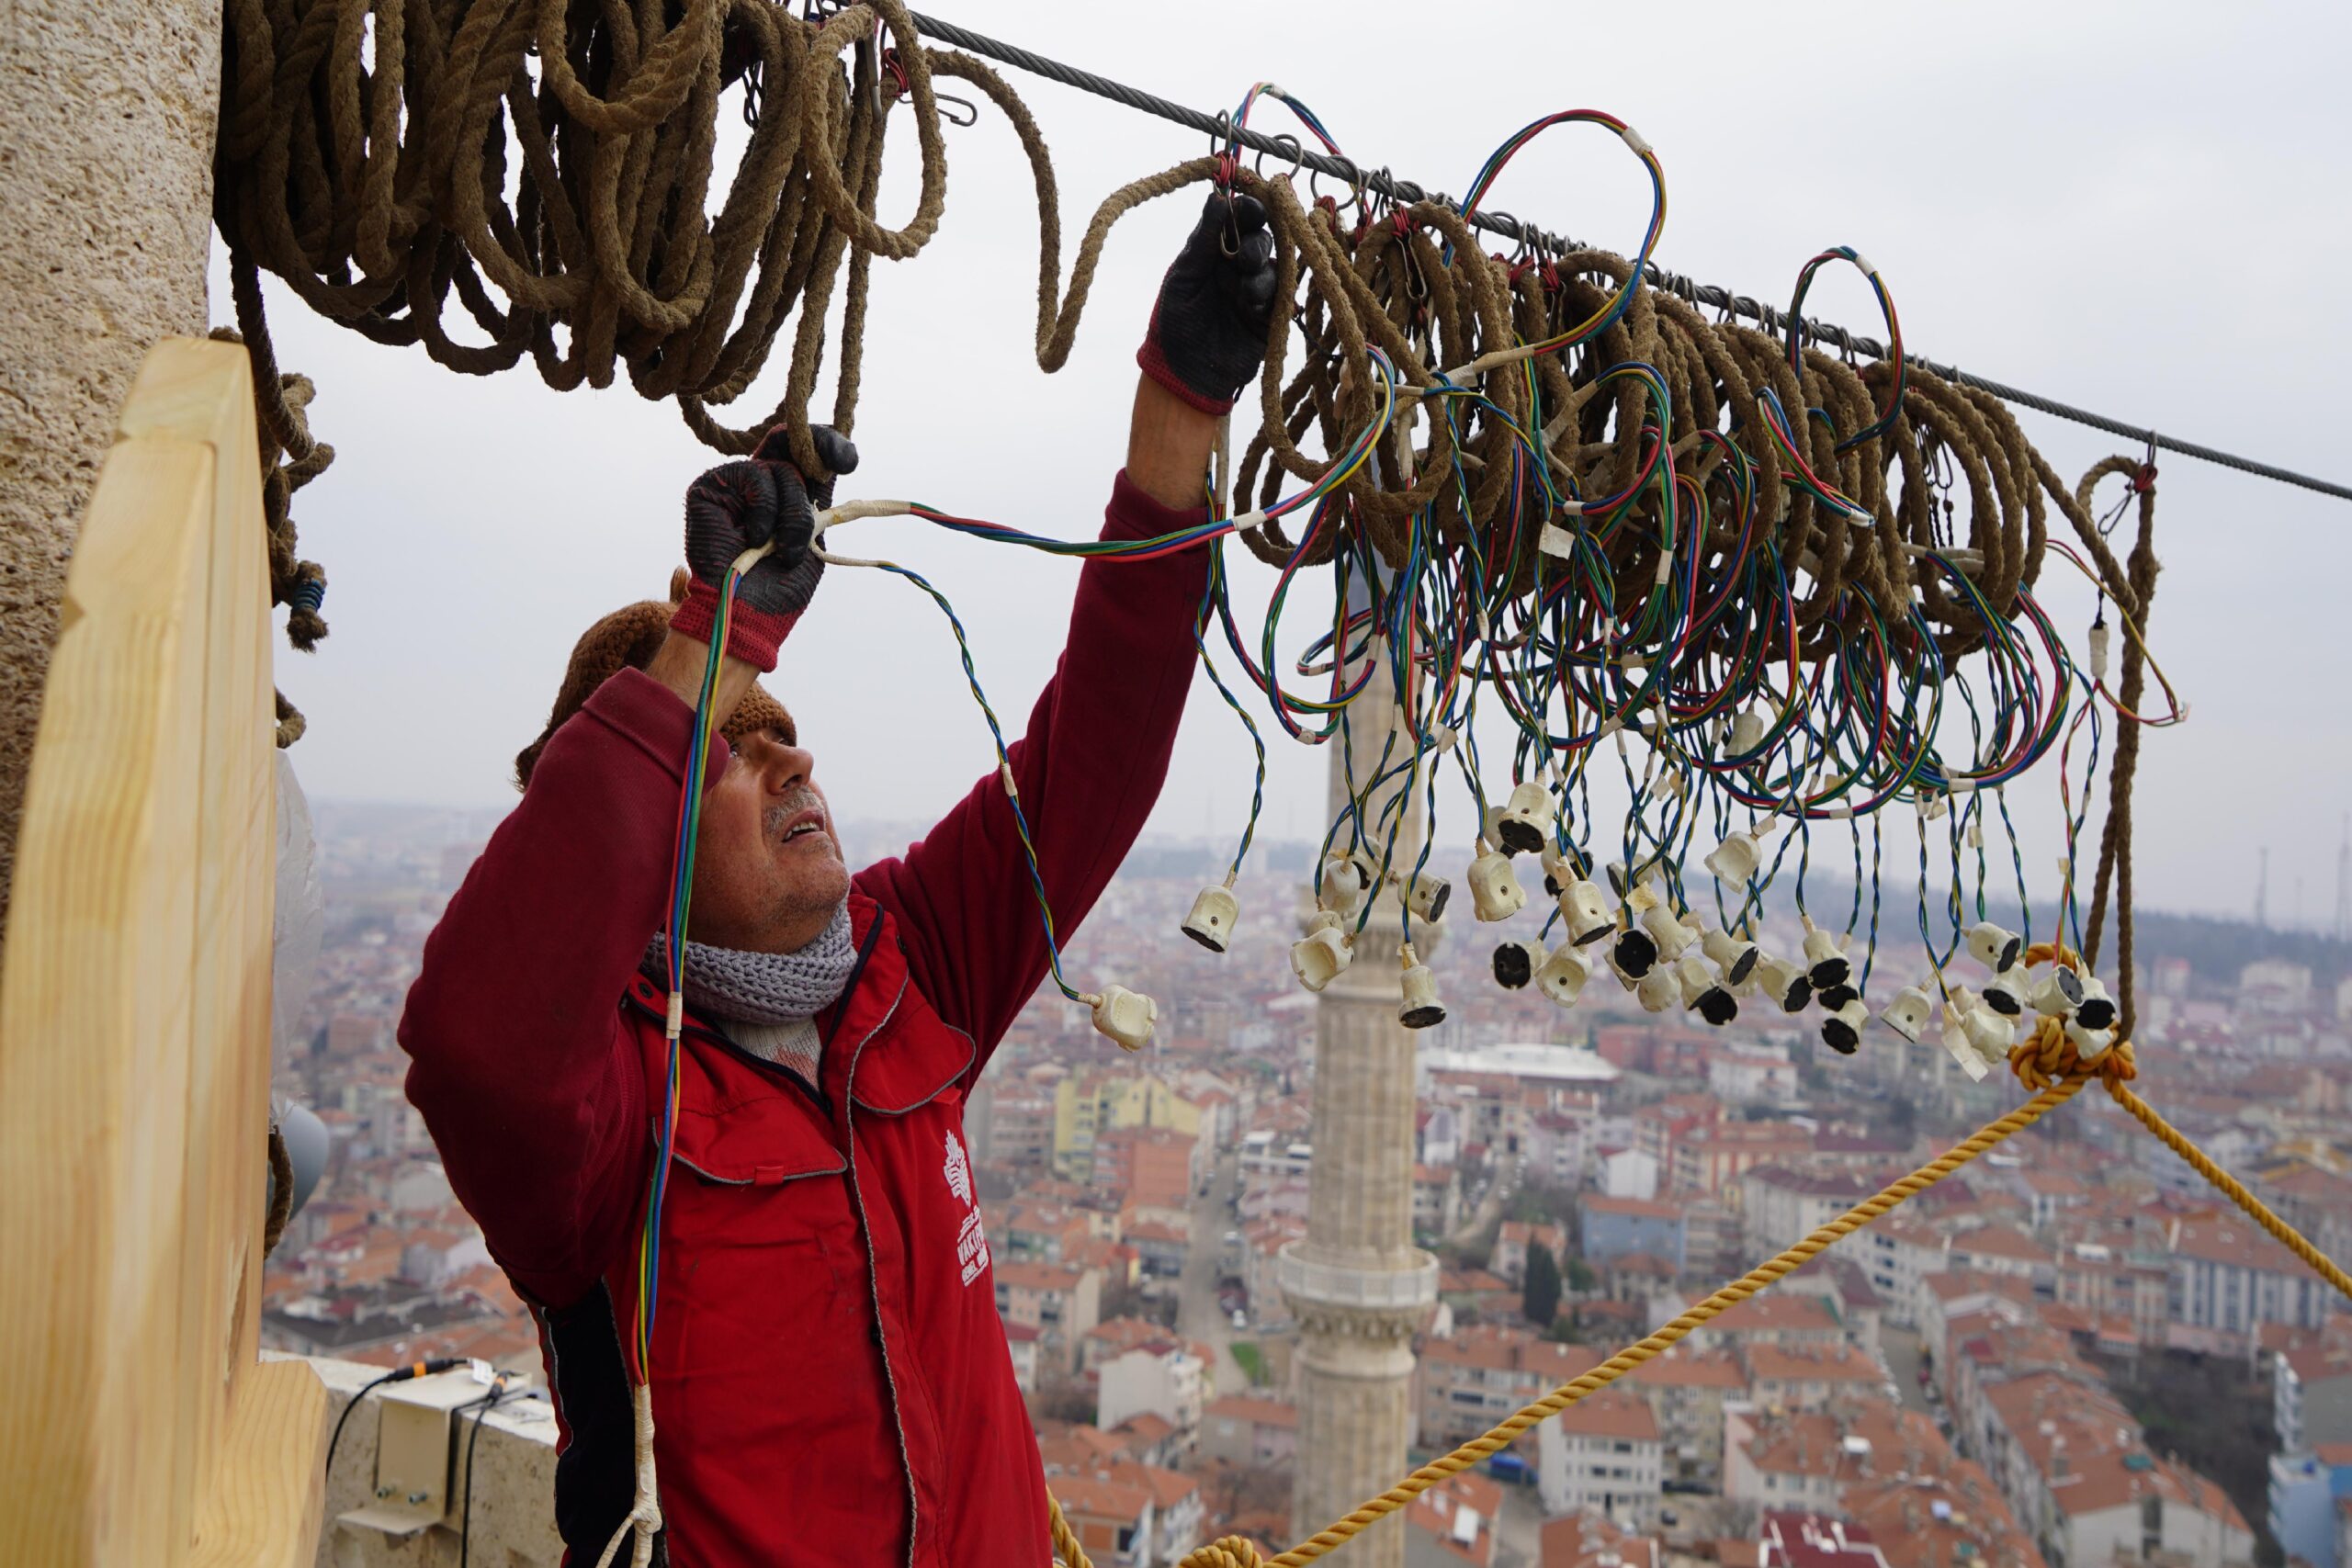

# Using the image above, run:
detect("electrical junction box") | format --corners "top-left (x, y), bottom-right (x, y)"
top-left (335, 1363), bottom-right (503, 1539)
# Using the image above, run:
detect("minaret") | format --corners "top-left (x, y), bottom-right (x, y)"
top-left (1281, 632), bottom-right (1440, 1568)
top-left (2334, 815), bottom-right (2348, 944)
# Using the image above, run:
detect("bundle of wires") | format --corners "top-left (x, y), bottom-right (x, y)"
top-left (612, 96), bottom-right (2182, 1541)
top-left (1452, 109), bottom-right (1667, 359)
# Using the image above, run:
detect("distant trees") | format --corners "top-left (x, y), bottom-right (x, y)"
top-left (1523, 1243), bottom-right (1563, 1326)
top-left (1884, 1093), bottom-right (1919, 1140)
top-left (1564, 1254), bottom-right (1596, 1294)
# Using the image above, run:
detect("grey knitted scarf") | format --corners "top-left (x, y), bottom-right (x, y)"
top-left (642, 901), bottom-right (857, 1028)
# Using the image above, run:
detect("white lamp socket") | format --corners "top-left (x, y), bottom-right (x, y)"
top-left (1181, 885), bottom-right (1239, 953)
top-left (1536, 942), bottom-right (1593, 1008)
top-left (1467, 852), bottom-right (1529, 922)
top-left (1091, 985), bottom-right (1158, 1052)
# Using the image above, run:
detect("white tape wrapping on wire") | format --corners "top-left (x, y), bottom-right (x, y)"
top-left (809, 498), bottom-right (916, 568)
top-left (592, 1383), bottom-right (665, 1568)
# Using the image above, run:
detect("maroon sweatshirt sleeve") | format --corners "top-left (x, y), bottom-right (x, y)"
top-left (399, 669), bottom-right (725, 1307)
top-left (854, 470), bottom-right (1209, 1073)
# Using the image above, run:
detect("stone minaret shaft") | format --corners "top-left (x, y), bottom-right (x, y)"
top-left (1281, 636), bottom-right (1440, 1568)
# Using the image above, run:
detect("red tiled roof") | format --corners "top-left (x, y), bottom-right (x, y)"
top-left (1205, 1393), bottom-right (1299, 1429)
top-left (1582, 1194), bottom-right (1682, 1219)
top-left (1544, 1388), bottom-right (1657, 1442)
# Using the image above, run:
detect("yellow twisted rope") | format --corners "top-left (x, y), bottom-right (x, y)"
top-left (1049, 1074), bottom-right (2089, 1568)
top-left (1995, 948), bottom-right (2350, 1297)
top-left (1046, 998), bottom-right (2352, 1568)
top-left (2106, 1079), bottom-right (2352, 1303)
top-left (1263, 1076), bottom-right (2086, 1566)
top-left (1045, 1498), bottom-right (1272, 1568)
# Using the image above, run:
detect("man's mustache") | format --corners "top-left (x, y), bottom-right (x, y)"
top-left (763, 788), bottom-right (828, 841)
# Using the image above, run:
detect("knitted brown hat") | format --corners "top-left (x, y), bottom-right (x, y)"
top-left (514, 569), bottom-right (794, 790)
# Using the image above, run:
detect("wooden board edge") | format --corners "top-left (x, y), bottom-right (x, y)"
top-left (187, 1359), bottom-right (330, 1568)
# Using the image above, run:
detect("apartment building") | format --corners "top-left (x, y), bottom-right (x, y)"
top-left (1745, 1343), bottom-right (1892, 1413)
top-left (1623, 1347), bottom-right (1747, 1483)
top-left (1200, 1393), bottom-right (1299, 1468)
top-left (1581, 1194), bottom-right (1686, 1269)
top-left (1537, 1389), bottom-right (1664, 1529)
top-left (995, 1258), bottom-right (1102, 1374)
top-left (1417, 1325), bottom-right (1602, 1449)
top-left (2167, 1216), bottom-right (2334, 1347)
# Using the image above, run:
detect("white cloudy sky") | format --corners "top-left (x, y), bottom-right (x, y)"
top-left (226, 0), bottom-right (2352, 931)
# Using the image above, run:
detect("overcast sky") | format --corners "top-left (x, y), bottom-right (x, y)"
top-left (223, 0), bottom-right (2352, 934)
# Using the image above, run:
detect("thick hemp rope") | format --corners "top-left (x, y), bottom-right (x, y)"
top-left (210, 273), bottom-right (336, 747)
top-left (212, 0), bottom-right (956, 688)
top-left (262, 1122), bottom-right (296, 1257)
top-left (212, 0), bottom-right (2137, 682)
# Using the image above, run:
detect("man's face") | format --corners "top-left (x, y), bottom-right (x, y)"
top-left (686, 726), bottom-right (851, 953)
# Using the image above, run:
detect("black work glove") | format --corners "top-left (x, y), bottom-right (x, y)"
top-left (670, 425), bottom-right (858, 672)
top-left (1136, 189), bottom-right (1278, 414)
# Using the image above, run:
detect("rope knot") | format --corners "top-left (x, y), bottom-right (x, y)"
top-left (1177, 1539), bottom-right (1268, 1568)
top-left (2004, 943), bottom-right (2138, 1092)
top-left (2006, 1015), bottom-right (2134, 1091)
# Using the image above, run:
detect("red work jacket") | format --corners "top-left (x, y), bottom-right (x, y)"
top-left (400, 473), bottom-right (1208, 1566)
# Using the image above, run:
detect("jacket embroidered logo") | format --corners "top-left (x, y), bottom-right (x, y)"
top-left (946, 1128), bottom-right (989, 1285)
top-left (943, 1128), bottom-right (974, 1207)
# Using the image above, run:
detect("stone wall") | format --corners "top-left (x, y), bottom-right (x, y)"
top-left (0, 0), bottom-right (219, 930)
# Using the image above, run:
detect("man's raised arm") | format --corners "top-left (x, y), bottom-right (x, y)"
top-left (857, 188), bottom-right (1278, 1064)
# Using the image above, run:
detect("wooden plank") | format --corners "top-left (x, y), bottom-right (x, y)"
top-left (187, 1360), bottom-right (331, 1568)
top-left (0, 338), bottom-right (317, 1564)
top-left (142, 337), bottom-right (276, 1507)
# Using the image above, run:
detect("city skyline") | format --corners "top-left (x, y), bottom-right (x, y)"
top-left (277, 793), bottom-right (2352, 1565)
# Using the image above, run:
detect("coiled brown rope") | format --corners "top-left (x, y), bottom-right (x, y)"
top-left (263, 1122), bottom-right (296, 1256)
top-left (217, 0), bottom-right (949, 466)
top-left (2075, 458), bottom-right (2161, 1038)
top-left (209, 259), bottom-right (335, 747)
top-left (213, 0), bottom-right (2145, 671)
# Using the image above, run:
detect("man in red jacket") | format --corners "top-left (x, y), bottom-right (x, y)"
top-left (400, 190), bottom-right (1276, 1567)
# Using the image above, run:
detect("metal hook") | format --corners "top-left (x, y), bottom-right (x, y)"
top-left (1486, 210), bottom-right (1528, 261)
top-left (739, 58), bottom-right (764, 130)
top-left (1310, 153), bottom-right (1368, 218)
top-left (1254, 132), bottom-right (1305, 183)
top-left (933, 90), bottom-right (978, 128)
top-left (1206, 109), bottom-right (1236, 161)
